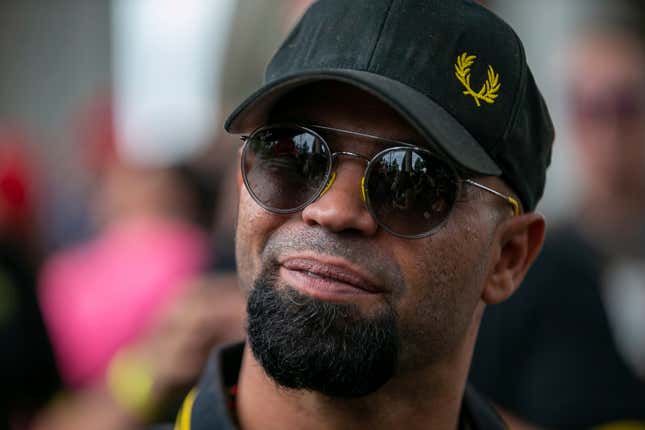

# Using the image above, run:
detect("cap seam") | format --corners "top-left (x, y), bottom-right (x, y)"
top-left (366, 0), bottom-right (396, 70)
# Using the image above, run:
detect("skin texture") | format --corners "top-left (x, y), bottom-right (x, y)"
top-left (235, 82), bottom-right (545, 430)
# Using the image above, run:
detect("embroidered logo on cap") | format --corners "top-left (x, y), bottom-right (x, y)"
top-left (455, 52), bottom-right (501, 107)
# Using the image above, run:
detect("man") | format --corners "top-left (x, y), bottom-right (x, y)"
top-left (156, 0), bottom-right (553, 429)
top-left (471, 19), bottom-right (645, 430)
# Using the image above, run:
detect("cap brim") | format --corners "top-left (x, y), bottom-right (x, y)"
top-left (225, 69), bottom-right (501, 175)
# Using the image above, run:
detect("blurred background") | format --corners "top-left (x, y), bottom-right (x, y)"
top-left (1, 0), bottom-right (644, 429)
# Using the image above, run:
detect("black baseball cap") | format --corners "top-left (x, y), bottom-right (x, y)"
top-left (225, 0), bottom-right (554, 211)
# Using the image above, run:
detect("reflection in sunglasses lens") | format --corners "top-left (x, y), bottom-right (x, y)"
top-left (366, 149), bottom-right (457, 237)
top-left (244, 127), bottom-right (330, 211)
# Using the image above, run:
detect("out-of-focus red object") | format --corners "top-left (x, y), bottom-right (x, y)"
top-left (0, 128), bottom-right (37, 238)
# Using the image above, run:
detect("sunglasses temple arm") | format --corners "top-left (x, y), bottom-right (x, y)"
top-left (507, 197), bottom-right (520, 216)
top-left (463, 179), bottom-right (520, 216)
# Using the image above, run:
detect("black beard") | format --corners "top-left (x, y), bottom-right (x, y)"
top-left (246, 273), bottom-right (399, 398)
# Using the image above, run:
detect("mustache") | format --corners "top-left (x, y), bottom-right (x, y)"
top-left (260, 227), bottom-right (404, 289)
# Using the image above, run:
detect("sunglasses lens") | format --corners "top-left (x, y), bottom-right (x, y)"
top-left (242, 126), bottom-right (331, 212)
top-left (366, 149), bottom-right (458, 237)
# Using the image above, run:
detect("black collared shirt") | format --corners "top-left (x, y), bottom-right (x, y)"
top-left (151, 342), bottom-right (507, 430)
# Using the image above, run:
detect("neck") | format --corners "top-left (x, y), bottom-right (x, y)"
top-left (236, 304), bottom-right (483, 430)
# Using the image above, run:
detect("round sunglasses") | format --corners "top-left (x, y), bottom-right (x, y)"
top-left (240, 123), bottom-right (519, 239)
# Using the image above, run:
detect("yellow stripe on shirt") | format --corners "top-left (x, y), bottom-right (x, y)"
top-left (174, 389), bottom-right (198, 430)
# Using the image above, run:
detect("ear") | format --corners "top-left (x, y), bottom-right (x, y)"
top-left (481, 212), bottom-right (545, 304)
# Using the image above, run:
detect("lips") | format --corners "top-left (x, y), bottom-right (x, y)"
top-left (280, 257), bottom-right (382, 294)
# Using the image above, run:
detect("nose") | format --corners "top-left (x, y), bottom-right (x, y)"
top-left (301, 159), bottom-right (378, 236)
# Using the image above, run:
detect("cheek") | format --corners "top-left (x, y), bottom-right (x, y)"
top-left (400, 222), bottom-right (490, 296)
top-left (397, 238), bottom-right (483, 314)
top-left (235, 188), bottom-right (286, 291)
top-left (392, 220), bottom-right (492, 354)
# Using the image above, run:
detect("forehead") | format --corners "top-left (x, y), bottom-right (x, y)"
top-left (570, 33), bottom-right (645, 93)
top-left (267, 81), bottom-right (426, 146)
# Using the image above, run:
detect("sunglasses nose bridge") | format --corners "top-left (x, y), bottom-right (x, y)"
top-left (321, 151), bottom-right (370, 201)
top-left (330, 151), bottom-right (371, 164)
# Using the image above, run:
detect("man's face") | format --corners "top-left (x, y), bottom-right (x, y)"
top-left (569, 33), bottom-right (645, 217)
top-left (235, 82), bottom-right (502, 396)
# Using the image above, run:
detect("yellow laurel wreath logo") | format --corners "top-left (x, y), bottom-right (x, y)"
top-left (454, 52), bottom-right (501, 107)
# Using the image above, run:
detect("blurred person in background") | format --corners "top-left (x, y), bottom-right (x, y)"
top-left (470, 15), bottom-right (645, 430)
top-left (0, 129), bottom-right (60, 429)
top-left (32, 101), bottom-right (245, 429)
top-left (38, 98), bottom-right (219, 390)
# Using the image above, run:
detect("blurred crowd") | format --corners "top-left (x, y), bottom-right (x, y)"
top-left (471, 11), bottom-right (645, 429)
top-left (1, 1), bottom-right (645, 429)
